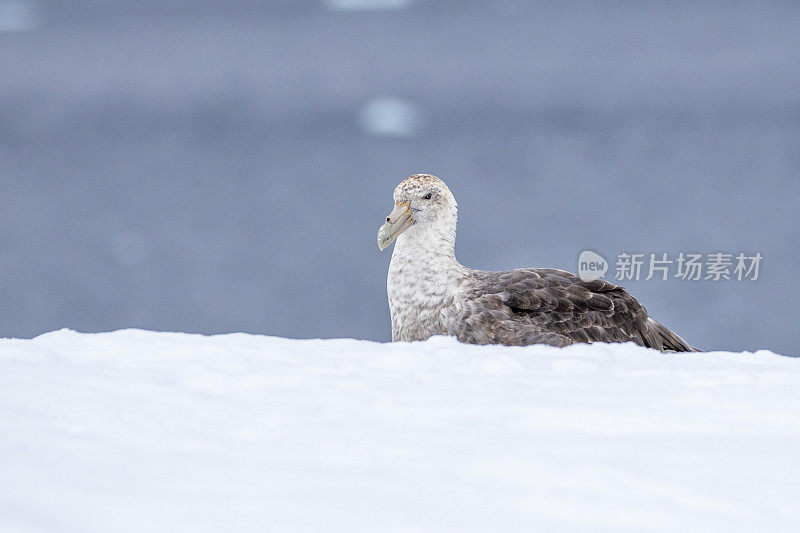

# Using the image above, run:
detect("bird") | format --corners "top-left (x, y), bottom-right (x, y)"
top-left (377, 174), bottom-right (698, 352)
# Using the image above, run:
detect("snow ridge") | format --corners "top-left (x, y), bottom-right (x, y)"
top-left (1, 329), bottom-right (798, 532)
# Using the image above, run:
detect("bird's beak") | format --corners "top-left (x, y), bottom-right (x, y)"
top-left (378, 201), bottom-right (414, 251)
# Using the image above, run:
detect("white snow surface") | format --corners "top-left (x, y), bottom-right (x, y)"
top-left (1, 329), bottom-right (798, 533)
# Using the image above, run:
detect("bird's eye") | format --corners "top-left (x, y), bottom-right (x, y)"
top-left (423, 193), bottom-right (432, 200)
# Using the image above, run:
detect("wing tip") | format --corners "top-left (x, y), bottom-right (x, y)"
top-left (646, 317), bottom-right (700, 352)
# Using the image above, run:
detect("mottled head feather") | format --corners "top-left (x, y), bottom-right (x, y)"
top-left (393, 174), bottom-right (457, 207)
top-left (389, 174), bottom-right (458, 242)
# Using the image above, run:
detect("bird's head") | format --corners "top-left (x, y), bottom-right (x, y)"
top-left (377, 174), bottom-right (457, 251)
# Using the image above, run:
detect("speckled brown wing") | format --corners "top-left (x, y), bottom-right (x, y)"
top-left (457, 268), bottom-right (698, 352)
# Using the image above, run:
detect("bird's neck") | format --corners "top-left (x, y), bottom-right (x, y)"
top-left (387, 221), bottom-right (465, 305)
top-left (391, 222), bottom-right (460, 272)
top-left (387, 222), bottom-right (465, 342)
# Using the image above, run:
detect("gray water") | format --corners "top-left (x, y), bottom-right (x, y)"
top-left (1, 1), bottom-right (798, 354)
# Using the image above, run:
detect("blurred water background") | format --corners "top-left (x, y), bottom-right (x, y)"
top-left (1, 1), bottom-right (798, 354)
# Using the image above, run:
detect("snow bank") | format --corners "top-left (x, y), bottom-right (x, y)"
top-left (1, 330), bottom-right (798, 532)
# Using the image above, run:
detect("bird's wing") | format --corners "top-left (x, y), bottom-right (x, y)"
top-left (457, 268), bottom-right (698, 352)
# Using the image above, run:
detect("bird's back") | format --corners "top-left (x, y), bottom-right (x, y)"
top-left (455, 268), bottom-right (698, 352)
